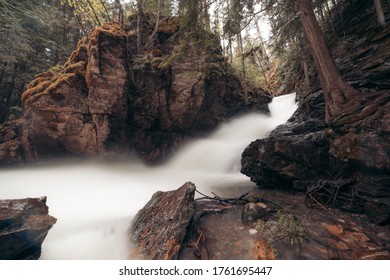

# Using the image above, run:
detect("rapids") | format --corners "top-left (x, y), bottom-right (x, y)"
top-left (0, 93), bottom-right (298, 259)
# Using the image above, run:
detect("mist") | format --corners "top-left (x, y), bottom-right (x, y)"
top-left (0, 93), bottom-right (297, 259)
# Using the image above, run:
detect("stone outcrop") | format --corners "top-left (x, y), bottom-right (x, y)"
top-left (129, 182), bottom-right (196, 260)
top-left (0, 197), bottom-right (56, 260)
top-left (21, 24), bottom-right (129, 160)
top-left (241, 3), bottom-right (390, 225)
top-left (241, 88), bottom-right (390, 225)
top-left (0, 17), bottom-right (270, 165)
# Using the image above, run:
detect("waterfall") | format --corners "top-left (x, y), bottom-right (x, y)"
top-left (0, 93), bottom-right (297, 259)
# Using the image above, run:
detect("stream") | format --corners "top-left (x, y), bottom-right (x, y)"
top-left (0, 94), bottom-right (298, 259)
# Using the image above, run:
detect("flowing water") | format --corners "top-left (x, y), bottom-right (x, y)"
top-left (0, 93), bottom-right (298, 260)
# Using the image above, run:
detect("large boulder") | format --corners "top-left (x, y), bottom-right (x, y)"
top-left (129, 182), bottom-right (196, 260)
top-left (0, 197), bottom-right (56, 260)
top-left (1, 18), bottom-right (270, 165)
top-left (21, 24), bottom-right (128, 160)
top-left (241, 89), bottom-right (390, 224)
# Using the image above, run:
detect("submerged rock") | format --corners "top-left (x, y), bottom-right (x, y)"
top-left (129, 182), bottom-right (196, 260)
top-left (241, 202), bottom-right (269, 225)
top-left (0, 197), bottom-right (56, 260)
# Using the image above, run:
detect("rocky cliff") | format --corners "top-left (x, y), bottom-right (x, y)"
top-left (241, 3), bottom-right (390, 225)
top-left (0, 17), bottom-right (270, 165)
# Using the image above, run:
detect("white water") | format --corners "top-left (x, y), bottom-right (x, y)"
top-left (0, 93), bottom-right (297, 260)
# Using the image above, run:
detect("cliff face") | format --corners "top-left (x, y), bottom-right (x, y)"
top-left (0, 18), bottom-right (270, 165)
top-left (241, 3), bottom-right (390, 225)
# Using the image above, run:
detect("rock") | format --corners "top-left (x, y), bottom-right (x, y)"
top-left (129, 182), bottom-right (196, 260)
top-left (365, 198), bottom-right (390, 225)
top-left (21, 23), bottom-right (128, 160)
top-left (242, 203), bottom-right (269, 225)
top-left (0, 197), bottom-right (57, 260)
top-left (241, 91), bottom-right (339, 189)
top-left (126, 21), bottom-right (271, 163)
top-left (241, 89), bottom-right (390, 224)
top-left (322, 223), bottom-right (390, 260)
top-left (0, 18), bottom-right (270, 165)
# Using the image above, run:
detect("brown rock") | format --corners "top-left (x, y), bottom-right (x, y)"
top-left (0, 197), bottom-right (57, 260)
top-left (21, 23), bottom-right (129, 160)
top-left (1, 18), bottom-right (270, 165)
top-left (129, 182), bottom-right (196, 260)
top-left (323, 223), bottom-right (390, 260)
top-left (242, 203), bottom-right (269, 225)
top-left (241, 89), bottom-right (390, 224)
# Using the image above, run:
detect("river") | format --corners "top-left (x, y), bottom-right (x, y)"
top-left (0, 93), bottom-right (298, 259)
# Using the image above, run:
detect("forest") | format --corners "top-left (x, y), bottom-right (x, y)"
top-left (0, 0), bottom-right (389, 260)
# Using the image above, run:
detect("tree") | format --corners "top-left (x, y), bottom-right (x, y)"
top-left (373, 0), bottom-right (386, 28)
top-left (0, 0), bottom-right (82, 123)
top-left (137, 0), bottom-right (143, 53)
top-left (296, 0), bottom-right (359, 125)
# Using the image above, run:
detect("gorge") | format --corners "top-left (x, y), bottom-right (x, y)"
top-left (0, 93), bottom-right (297, 259)
top-left (0, 0), bottom-right (389, 260)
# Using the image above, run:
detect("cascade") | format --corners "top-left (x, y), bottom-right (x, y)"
top-left (0, 93), bottom-right (298, 259)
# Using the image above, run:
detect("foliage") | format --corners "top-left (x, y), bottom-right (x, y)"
top-left (254, 210), bottom-right (307, 245)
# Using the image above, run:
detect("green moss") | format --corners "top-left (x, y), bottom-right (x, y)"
top-left (253, 210), bottom-right (306, 245)
top-left (47, 64), bottom-right (64, 73)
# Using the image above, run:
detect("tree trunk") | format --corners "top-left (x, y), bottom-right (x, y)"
top-left (99, 0), bottom-right (112, 22)
top-left (202, 0), bottom-right (211, 31)
top-left (254, 18), bottom-right (270, 67)
top-left (137, 0), bottom-right (143, 53)
top-left (237, 31), bottom-right (246, 78)
top-left (228, 36), bottom-right (233, 64)
top-left (296, 0), bottom-right (359, 125)
top-left (324, 0), bottom-right (336, 34)
top-left (145, 0), bottom-right (162, 49)
top-left (373, 0), bottom-right (386, 28)
top-left (86, 0), bottom-right (102, 26)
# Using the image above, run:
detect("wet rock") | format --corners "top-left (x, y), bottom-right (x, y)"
top-left (0, 197), bottom-right (57, 260)
top-left (241, 91), bottom-right (337, 189)
top-left (241, 88), bottom-right (390, 224)
top-left (127, 23), bottom-right (270, 163)
top-left (129, 182), bottom-right (196, 260)
top-left (242, 203), bottom-right (269, 225)
top-left (365, 198), bottom-right (390, 225)
top-left (323, 223), bottom-right (390, 260)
